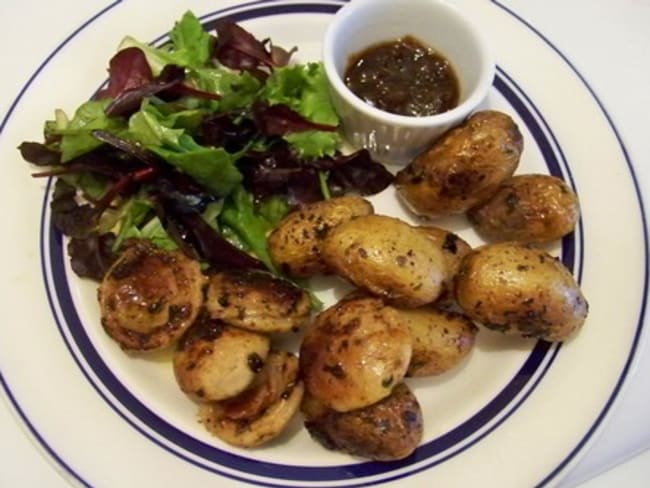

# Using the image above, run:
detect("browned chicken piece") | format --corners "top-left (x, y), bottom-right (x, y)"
top-left (299, 295), bottom-right (412, 412)
top-left (321, 215), bottom-right (447, 307)
top-left (173, 315), bottom-right (270, 402)
top-left (98, 239), bottom-right (206, 351)
top-left (467, 174), bottom-right (580, 243)
top-left (302, 383), bottom-right (423, 461)
top-left (199, 350), bottom-right (304, 448)
top-left (204, 269), bottom-right (311, 334)
top-left (395, 110), bottom-right (523, 218)
top-left (396, 306), bottom-right (478, 377)
top-left (267, 196), bottom-right (374, 277)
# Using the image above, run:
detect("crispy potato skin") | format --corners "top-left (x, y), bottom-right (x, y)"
top-left (173, 316), bottom-right (270, 402)
top-left (321, 215), bottom-right (447, 307)
top-left (268, 196), bottom-right (374, 277)
top-left (416, 226), bottom-right (472, 304)
top-left (302, 383), bottom-right (423, 461)
top-left (468, 174), bottom-right (580, 243)
top-left (98, 239), bottom-right (206, 351)
top-left (205, 270), bottom-right (311, 334)
top-left (397, 306), bottom-right (478, 377)
top-left (395, 110), bottom-right (523, 218)
top-left (455, 243), bottom-right (588, 342)
top-left (299, 296), bottom-right (412, 412)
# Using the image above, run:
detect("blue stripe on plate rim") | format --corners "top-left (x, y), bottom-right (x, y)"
top-left (0, 0), bottom-right (643, 486)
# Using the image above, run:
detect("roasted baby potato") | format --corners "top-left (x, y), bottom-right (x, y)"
top-left (467, 174), bottom-right (580, 243)
top-left (98, 239), bottom-right (206, 351)
top-left (173, 316), bottom-right (270, 402)
top-left (397, 306), bottom-right (478, 377)
top-left (455, 243), bottom-right (588, 342)
top-left (205, 269), bottom-right (311, 334)
top-left (302, 382), bottom-right (423, 461)
top-left (198, 351), bottom-right (303, 448)
top-left (395, 110), bottom-right (523, 218)
top-left (321, 215), bottom-right (447, 307)
top-left (299, 295), bottom-right (412, 412)
top-left (416, 225), bottom-right (472, 304)
top-left (267, 196), bottom-right (374, 277)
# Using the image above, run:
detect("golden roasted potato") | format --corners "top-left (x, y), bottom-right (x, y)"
top-left (299, 295), bottom-right (412, 412)
top-left (302, 383), bottom-right (423, 461)
top-left (267, 196), bottom-right (374, 277)
top-left (416, 225), bottom-right (472, 304)
top-left (198, 351), bottom-right (303, 448)
top-left (205, 269), bottom-right (311, 334)
top-left (395, 110), bottom-right (523, 218)
top-left (467, 174), bottom-right (580, 243)
top-left (455, 243), bottom-right (588, 341)
top-left (321, 215), bottom-right (447, 307)
top-left (397, 306), bottom-right (478, 377)
top-left (98, 239), bottom-right (206, 351)
top-left (173, 316), bottom-right (270, 402)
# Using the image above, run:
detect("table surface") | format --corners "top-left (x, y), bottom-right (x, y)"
top-left (1, 1), bottom-right (649, 486)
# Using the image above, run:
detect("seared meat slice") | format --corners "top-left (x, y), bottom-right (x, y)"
top-left (199, 350), bottom-right (304, 448)
top-left (205, 269), bottom-right (311, 334)
top-left (173, 315), bottom-right (270, 402)
top-left (98, 239), bottom-right (206, 351)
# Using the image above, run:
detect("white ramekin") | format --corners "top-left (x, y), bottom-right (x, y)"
top-left (323, 0), bottom-right (495, 165)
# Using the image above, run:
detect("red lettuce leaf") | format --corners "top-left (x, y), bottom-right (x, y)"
top-left (197, 112), bottom-right (257, 152)
top-left (252, 101), bottom-right (337, 136)
top-left (317, 149), bottom-right (395, 197)
top-left (238, 146), bottom-right (394, 205)
top-left (95, 47), bottom-right (154, 101)
top-left (105, 64), bottom-right (186, 117)
top-left (18, 141), bottom-right (61, 166)
top-left (156, 195), bottom-right (266, 271)
top-left (213, 21), bottom-right (296, 74)
top-left (67, 233), bottom-right (118, 281)
top-left (50, 179), bottom-right (101, 238)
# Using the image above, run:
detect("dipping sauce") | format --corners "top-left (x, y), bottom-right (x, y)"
top-left (344, 36), bottom-right (460, 117)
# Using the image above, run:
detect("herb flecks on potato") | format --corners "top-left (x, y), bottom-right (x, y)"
top-left (455, 243), bottom-right (588, 342)
top-left (395, 110), bottom-right (523, 218)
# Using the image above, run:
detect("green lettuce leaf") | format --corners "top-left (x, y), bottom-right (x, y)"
top-left (117, 11), bottom-right (213, 75)
top-left (111, 197), bottom-right (177, 251)
top-left (169, 11), bottom-right (213, 69)
top-left (127, 101), bottom-right (243, 196)
top-left (219, 186), bottom-right (279, 272)
top-left (128, 101), bottom-right (186, 147)
top-left (51, 100), bottom-right (126, 162)
top-left (60, 172), bottom-right (108, 201)
top-left (138, 217), bottom-right (178, 251)
top-left (190, 67), bottom-right (262, 111)
top-left (150, 134), bottom-right (242, 196)
top-left (262, 62), bottom-right (341, 157)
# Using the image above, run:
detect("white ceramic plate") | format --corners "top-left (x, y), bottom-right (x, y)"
top-left (0, 1), bottom-right (646, 487)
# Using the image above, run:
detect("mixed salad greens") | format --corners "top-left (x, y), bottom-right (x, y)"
top-left (20, 11), bottom-right (393, 281)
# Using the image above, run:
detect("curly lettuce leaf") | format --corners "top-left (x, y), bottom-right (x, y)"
top-left (51, 100), bottom-right (126, 162)
top-left (151, 134), bottom-right (242, 196)
top-left (169, 11), bottom-right (214, 69)
top-left (261, 62), bottom-right (341, 157)
top-left (117, 11), bottom-right (213, 75)
top-left (127, 101), bottom-right (243, 196)
top-left (189, 67), bottom-right (262, 111)
top-left (219, 185), bottom-right (284, 272)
